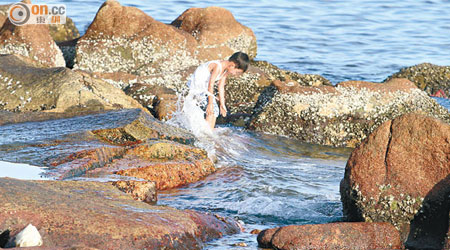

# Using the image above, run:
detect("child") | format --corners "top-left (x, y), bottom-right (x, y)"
top-left (187, 52), bottom-right (250, 129)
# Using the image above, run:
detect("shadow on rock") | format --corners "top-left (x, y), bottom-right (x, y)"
top-left (406, 174), bottom-right (450, 250)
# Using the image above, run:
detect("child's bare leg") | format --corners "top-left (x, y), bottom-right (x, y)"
top-left (205, 113), bottom-right (216, 129)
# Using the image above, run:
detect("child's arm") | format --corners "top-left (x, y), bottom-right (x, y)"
top-left (218, 76), bottom-right (227, 117)
top-left (206, 64), bottom-right (220, 116)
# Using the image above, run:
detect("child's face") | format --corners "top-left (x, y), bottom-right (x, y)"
top-left (228, 63), bottom-right (244, 76)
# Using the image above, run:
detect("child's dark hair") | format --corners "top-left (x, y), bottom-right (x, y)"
top-left (229, 52), bottom-right (250, 72)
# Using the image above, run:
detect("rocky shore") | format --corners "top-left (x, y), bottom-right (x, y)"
top-left (1, 0), bottom-right (450, 249)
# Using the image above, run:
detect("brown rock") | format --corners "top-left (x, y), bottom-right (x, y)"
top-left (385, 63), bottom-right (450, 96)
top-left (171, 6), bottom-right (257, 60)
top-left (91, 109), bottom-right (195, 145)
top-left (0, 5), bottom-right (9, 27)
top-left (272, 79), bottom-right (337, 94)
top-left (257, 227), bottom-right (280, 249)
top-left (112, 180), bottom-right (157, 204)
top-left (340, 113), bottom-right (450, 248)
top-left (336, 78), bottom-right (418, 93)
top-left (123, 82), bottom-right (179, 120)
top-left (0, 54), bottom-right (145, 113)
top-left (248, 75), bottom-right (450, 147)
top-left (74, 0), bottom-right (197, 75)
top-left (113, 141), bottom-right (215, 190)
top-left (0, 178), bottom-right (240, 249)
top-left (259, 222), bottom-right (402, 250)
top-left (0, 15), bottom-right (65, 67)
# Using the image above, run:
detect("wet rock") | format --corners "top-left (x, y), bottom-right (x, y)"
top-left (50, 140), bottom-right (214, 190)
top-left (340, 113), bottom-right (450, 248)
top-left (0, 54), bottom-right (144, 113)
top-left (257, 227), bottom-right (280, 249)
top-left (248, 78), bottom-right (450, 147)
top-left (113, 141), bottom-right (215, 190)
top-left (123, 82), bottom-right (179, 120)
top-left (0, 178), bottom-right (240, 249)
top-left (74, 0), bottom-right (198, 76)
top-left (258, 222), bottom-right (402, 250)
top-left (0, 13), bottom-right (65, 67)
top-left (171, 6), bottom-right (257, 60)
top-left (385, 63), bottom-right (450, 96)
top-left (91, 108), bottom-right (195, 145)
top-left (112, 180), bottom-right (157, 204)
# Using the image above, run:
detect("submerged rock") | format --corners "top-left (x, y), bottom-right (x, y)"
top-left (0, 178), bottom-right (240, 249)
top-left (340, 113), bottom-right (450, 249)
top-left (0, 54), bottom-right (144, 113)
top-left (385, 63), bottom-right (450, 96)
top-left (257, 222), bottom-right (402, 250)
top-left (248, 78), bottom-right (450, 147)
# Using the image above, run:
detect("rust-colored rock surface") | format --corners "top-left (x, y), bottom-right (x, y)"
top-left (336, 78), bottom-right (418, 93)
top-left (258, 222), bottom-right (402, 250)
top-left (340, 113), bottom-right (450, 249)
top-left (0, 15), bottom-right (65, 67)
top-left (171, 6), bottom-right (257, 60)
top-left (0, 178), bottom-right (240, 249)
top-left (112, 180), bottom-right (157, 204)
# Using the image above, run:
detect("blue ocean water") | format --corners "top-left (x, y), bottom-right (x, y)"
top-left (47, 0), bottom-right (450, 84)
top-left (1, 0), bottom-right (449, 249)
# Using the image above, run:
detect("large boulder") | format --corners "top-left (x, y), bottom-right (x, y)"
top-left (0, 15), bottom-right (65, 67)
top-left (340, 113), bottom-right (450, 249)
top-left (257, 222), bottom-right (402, 250)
top-left (248, 78), bottom-right (450, 147)
top-left (73, 0), bottom-right (198, 76)
top-left (171, 6), bottom-right (257, 60)
top-left (73, 1), bottom-right (259, 94)
top-left (0, 54), bottom-right (144, 113)
top-left (0, 178), bottom-right (240, 249)
top-left (385, 63), bottom-right (450, 96)
top-left (0, 3), bottom-right (79, 43)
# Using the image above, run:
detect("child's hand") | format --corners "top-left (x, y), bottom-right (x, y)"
top-left (220, 104), bottom-right (227, 117)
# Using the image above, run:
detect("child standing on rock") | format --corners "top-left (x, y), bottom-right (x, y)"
top-left (186, 52), bottom-right (250, 129)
